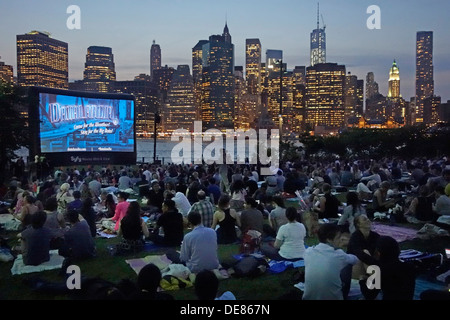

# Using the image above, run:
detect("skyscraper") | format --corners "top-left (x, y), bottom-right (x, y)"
top-left (356, 79), bottom-right (364, 117)
top-left (388, 60), bottom-right (400, 99)
top-left (305, 63), bottom-right (346, 128)
top-left (416, 31), bottom-right (434, 123)
top-left (266, 49), bottom-right (283, 73)
top-left (83, 46), bottom-right (116, 93)
top-left (114, 75), bottom-right (159, 136)
top-left (200, 24), bottom-right (235, 130)
top-left (344, 72), bottom-right (358, 125)
top-left (310, 3), bottom-right (326, 66)
top-left (152, 65), bottom-right (175, 104)
top-left (423, 95), bottom-right (441, 126)
top-left (16, 31), bottom-right (68, 89)
top-left (150, 40), bottom-right (161, 80)
top-left (245, 38), bottom-right (262, 95)
top-left (366, 72), bottom-right (379, 100)
top-left (192, 40), bottom-right (209, 121)
top-left (164, 65), bottom-right (196, 133)
top-left (0, 60), bottom-right (14, 84)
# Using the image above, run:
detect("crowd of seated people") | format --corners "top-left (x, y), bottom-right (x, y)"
top-left (1, 155), bottom-right (449, 303)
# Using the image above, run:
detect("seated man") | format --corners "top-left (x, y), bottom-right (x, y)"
top-left (303, 223), bottom-right (358, 300)
top-left (59, 209), bottom-right (97, 261)
top-left (19, 211), bottom-right (52, 266)
top-left (147, 199), bottom-right (184, 247)
top-left (188, 190), bottom-right (215, 228)
top-left (179, 211), bottom-right (220, 274)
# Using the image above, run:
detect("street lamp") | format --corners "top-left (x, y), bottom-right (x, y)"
top-left (153, 112), bottom-right (161, 164)
top-left (277, 59), bottom-right (283, 139)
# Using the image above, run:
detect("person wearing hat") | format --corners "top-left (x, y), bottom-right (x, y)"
top-left (147, 180), bottom-right (165, 213)
top-left (56, 183), bottom-right (74, 218)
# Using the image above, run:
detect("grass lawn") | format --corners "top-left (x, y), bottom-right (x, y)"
top-left (1, 223), bottom-right (449, 301)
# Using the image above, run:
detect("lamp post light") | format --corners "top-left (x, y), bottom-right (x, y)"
top-left (153, 112), bottom-right (161, 164)
top-left (278, 59), bottom-right (283, 139)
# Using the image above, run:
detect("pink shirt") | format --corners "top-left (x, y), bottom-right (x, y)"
top-left (112, 201), bottom-right (130, 231)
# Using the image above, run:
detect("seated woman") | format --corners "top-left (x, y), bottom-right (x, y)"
top-left (260, 207), bottom-right (306, 261)
top-left (338, 191), bottom-right (366, 234)
top-left (346, 215), bottom-right (380, 280)
top-left (103, 193), bottom-right (117, 218)
top-left (372, 181), bottom-right (396, 212)
top-left (19, 211), bottom-right (52, 266)
top-left (117, 201), bottom-right (150, 253)
top-left (313, 183), bottom-right (341, 220)
top-left (267, 196), bottom-right (288, 236)
top-left (42, 196), bottom-right (66, 249)
top-left (14, 194), bottom-right (39, 230)
top-left (211, 194), bottom-right (241, 244)
top-left (405, 185), bottom-right (435, 223)
top-left (229, 180), bottom-right (247, 213)
top-left (360, 236), bottom-right (416, 300)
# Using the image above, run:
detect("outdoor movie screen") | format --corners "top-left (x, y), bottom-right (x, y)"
top-left (38, 92), bottom-right (135, 154)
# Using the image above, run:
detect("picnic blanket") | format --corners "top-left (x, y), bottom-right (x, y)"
top-left (371, 222), bottom-right (418, 242)
top-left (125, 254), bottom-right (173, 275)
top-left (0, 214), bottom-right (21, 231)
top-left (11, 250), bottom-right (65, 275)
top-left (0, 213), bottom-right (14, 224)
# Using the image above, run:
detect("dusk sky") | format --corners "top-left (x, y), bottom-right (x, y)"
top-left (1, 0), bottom-right (449, 101)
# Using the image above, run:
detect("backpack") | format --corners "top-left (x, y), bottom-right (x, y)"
top-left (232, 256), bottom-right (268, 278)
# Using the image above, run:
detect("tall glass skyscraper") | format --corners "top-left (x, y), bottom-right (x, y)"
top-left (305, 63), bottom-right (346, 128)
top-left (83, 46), bottom-right (116, 93)
top-left (16, 31), bottom-right (68, 89)
top-left (164, 65), bottom-right (196, 133)
top-left (200, 24), bottom-right (235, 130)
top-left (192, 40), bottom-right (209, 122)
top-left (415, 31), bottom-right (434, 123)
top-left (246, 38), bottom-right (262, 95)
top-left (310, 4), bottom-right (326, 66)
top-left (150, 40), bottom-right (161, 80)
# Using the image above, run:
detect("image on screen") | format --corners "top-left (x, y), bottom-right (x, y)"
top-left (39, 93), bottom-right (135, 153)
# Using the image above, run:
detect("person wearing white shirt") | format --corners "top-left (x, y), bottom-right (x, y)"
top-left (261, 207), bottom-right (306, 261)
top-left (303, 223), bottom-right (358, 300)
top-left (172, 192), bottom-right (192, 217)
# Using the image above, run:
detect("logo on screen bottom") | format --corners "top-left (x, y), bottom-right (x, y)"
top-left (70, 156), bottom-right (82, 163)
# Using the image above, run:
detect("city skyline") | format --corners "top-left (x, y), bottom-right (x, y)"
top-left (1, 0), bottom-right (450, 102)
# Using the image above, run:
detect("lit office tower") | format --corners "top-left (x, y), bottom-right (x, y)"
top-left (152, 65), bottom-right (175, 104)
top-left (16, 31), bottom-right (68, 89)
top-left (266, 49), bottom-right (283, 73)
top-left (423, 95), bottom-right (441, 126)
top-left (246, 39), bottom-right (262, 94)
top-left (114, 75), bottom-right (159, 136)
top-left (366, 72), bottom-right (379, 100)
top-left (150, 40), bottom-right (161, 80)
top-left (192, 40), bottom-right (209, 121)
top-left (83, 46), bottom-right (116, 93)
top-left (388, 60), bottom-right (400, 99)
top-left (356, 79), bottom-right (364, 117)
top-left (344, 72), bottom-right (358, 125)
top-left (305, 63), bottom-right (346, 128)
top-left (416, 31), bottom-right (434, 123)
top-left (0, 61), bottom-right (14, 84)
top-left (234, 66), bottom-right (248, 129)
top-left (201, 24), bottom-right (235, 130)
top-left (310, 3), bottom-right (326, 66)
top-left (164, 65), bottom-right (196, 133)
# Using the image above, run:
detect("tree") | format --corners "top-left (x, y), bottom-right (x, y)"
top-left (0, 82), bottom-right (30, 184)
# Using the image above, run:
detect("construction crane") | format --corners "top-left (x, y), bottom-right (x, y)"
top-left (317, 3), bottom-right (326, 31)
